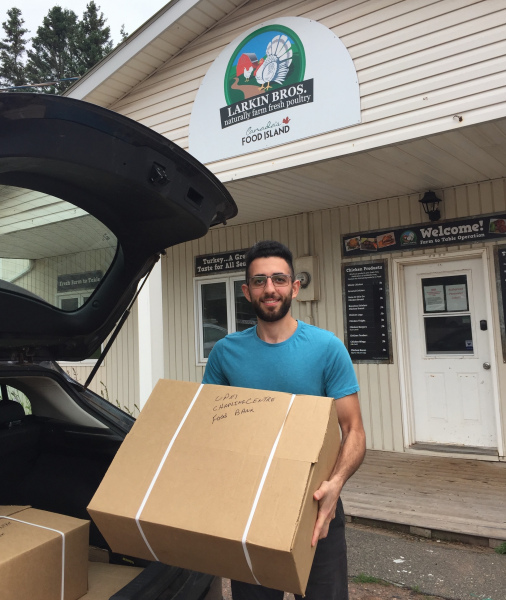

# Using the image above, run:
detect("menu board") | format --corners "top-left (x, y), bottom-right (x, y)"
top-left (494, 245), bottom-right (506, 361)
top-left (343, 261), bottom-right (392, 363)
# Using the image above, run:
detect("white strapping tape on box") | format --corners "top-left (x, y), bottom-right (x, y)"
top-left (241, 393), bottom-right (296, 585)
top-left (0, 515), bottom-right (65, 600)
top-left (135, 383), bottom-right (205, 561)
top-left (135, 385), bottom-right (296, 587)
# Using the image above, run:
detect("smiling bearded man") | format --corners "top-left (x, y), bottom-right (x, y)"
top-left (203, 240), bottom-right (366, 600)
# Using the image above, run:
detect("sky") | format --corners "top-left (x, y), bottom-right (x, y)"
top-left (2, 0), bottom-right (170, 46)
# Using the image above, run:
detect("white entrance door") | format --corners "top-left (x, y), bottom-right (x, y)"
top-left (404, 257), bottom-right (497, 449)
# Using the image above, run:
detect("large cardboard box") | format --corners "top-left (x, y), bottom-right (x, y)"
top-left (0, 505), bottom-right (89, 600)
top-left (88, 380), bottom-right (341, 595)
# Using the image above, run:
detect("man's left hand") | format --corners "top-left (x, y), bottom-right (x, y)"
top-left (311, 479), bottom-right (341, 547)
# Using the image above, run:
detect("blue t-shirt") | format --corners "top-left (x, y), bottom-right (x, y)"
top-left (203, 320), bottom-right (359, 399)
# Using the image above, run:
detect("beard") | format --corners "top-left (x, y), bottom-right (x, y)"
top-left (250, 291), bottom-right (293, 322)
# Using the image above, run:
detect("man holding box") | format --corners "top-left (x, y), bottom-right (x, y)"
top-left (203, 240), bottom-right (366, 600)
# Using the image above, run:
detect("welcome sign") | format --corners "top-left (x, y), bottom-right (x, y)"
top-left (189, 17), bottom-right (360, 163)
top-left (342, 214), bottom-right (506, 256)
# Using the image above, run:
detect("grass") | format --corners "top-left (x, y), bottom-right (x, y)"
top-left (494, 541), bottom-right (506, 555)
top-left (100, 380), bottom-right (140, 417)
top-left (352, 573), bottom-right (388, 585)
top-left (352, 574), bottom-right (438, 597)
top-left (64, 368), bottom-right (140, 417)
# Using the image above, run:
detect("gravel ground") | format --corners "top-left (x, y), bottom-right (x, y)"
top-left (218, 522), bottom-right (505, 600)
top-left (221, 578), bottom-right (436, 599)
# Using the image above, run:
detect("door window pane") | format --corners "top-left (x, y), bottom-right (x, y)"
top-left (424, 315), bottom-right (473, 354)
top-left (422, 275), bottom-right (468, 313)
top-left (234, 280), bottom-right (257, 332)
top-left (201, 282), bottom-right (228, 358)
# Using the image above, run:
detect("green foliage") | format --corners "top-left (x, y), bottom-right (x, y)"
top-left (25, 6), bottom-right (80, 93)
top-left (495, 541), bottom-right (506, 554)
top-left (352, 573), bottom-right (388, 585)
top-left (1, 2), bottom-right (113, 93)
top-left (0, 7), bottom-right (28, 87)
top-left (100, 380), bottom-right (139, 417)
top-left (74, 1), bottom-right (113, 72)
top-left (7, 386), bottom-right (32, 415)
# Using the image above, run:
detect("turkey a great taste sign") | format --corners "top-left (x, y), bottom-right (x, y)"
top-left (195, 249), bottom-right (248, 276)
top-left (189, 17), bottom-right (360, 163)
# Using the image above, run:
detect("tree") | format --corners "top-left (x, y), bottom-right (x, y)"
top-left (25, 6), bottom-right (80, 94)
top-left (119, 24), bottom-right (128, 42)
top-left (0, 7), bottom-right (29, 88)
top-left (25, 3), bottom-right (113, 94)
top-left (75, 1), bottom-right (112, 72)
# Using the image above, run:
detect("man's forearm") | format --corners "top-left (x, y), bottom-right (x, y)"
top-left (329, 426), bottom-right (366, 493)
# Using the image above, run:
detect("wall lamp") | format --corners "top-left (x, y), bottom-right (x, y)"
top-left (419, 191), bottom-right (442, 222)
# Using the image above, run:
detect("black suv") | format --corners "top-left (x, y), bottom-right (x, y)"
top-left (0, 93), bottom-right (237, 599)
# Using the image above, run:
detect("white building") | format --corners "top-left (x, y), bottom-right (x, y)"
top-left (67, 0), bottom-right (506, 462)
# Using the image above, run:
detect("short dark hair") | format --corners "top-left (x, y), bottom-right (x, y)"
top-left (245, 240), bottom-right (295, 280)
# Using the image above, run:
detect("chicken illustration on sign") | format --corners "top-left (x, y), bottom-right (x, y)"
top-left (235, 34), bottom-right (293, 92)
top-left (225, 26), bottom-right (305, 105)
top-left (236, 53), bottom-right (257, 81)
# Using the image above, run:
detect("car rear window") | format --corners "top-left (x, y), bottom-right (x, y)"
top-left (0, 184), bottom-right (117, 312)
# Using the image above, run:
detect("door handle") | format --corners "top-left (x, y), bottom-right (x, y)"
top-left (483, 362), bottom-right (491, 370)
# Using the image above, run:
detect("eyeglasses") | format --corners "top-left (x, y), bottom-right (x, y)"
top-left (248, 274), bottom-right (292, 288)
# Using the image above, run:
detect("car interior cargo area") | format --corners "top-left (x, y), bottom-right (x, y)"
top-left (0, 373), bottom-right (122, 549)
top-left (0, 372), bottom-right (216, 600)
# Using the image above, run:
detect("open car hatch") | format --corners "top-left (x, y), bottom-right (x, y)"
top-left (0, 93), bottom-right (237, 362)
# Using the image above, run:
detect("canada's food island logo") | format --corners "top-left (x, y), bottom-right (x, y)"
top-left (219, 24), bottom-right (312, 135)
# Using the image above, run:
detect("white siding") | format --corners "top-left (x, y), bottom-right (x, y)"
top-left (64, 301), bottom-right (140, 416)
top-left (14, 249), bottom-right (114, 307)
top-left (162, 177), bottom-right (506, 455)
top-left (109, 0), bottom-right (506, 179)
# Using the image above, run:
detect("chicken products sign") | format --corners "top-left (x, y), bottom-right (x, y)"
top-left (189, 17), bottom-right (360, 164)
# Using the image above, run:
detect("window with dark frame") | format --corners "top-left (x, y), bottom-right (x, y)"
top-left (421, 275), bottom-right (473, 355)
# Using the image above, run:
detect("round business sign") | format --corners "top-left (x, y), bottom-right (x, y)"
top-left (189, 17), bottom-right (360, 164)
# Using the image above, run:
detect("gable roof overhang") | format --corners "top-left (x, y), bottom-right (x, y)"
top-left (65, 0), bottom-right (246, 108)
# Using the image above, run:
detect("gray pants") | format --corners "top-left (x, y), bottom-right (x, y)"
top-left (231, 498), bottom-right (348, 600)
